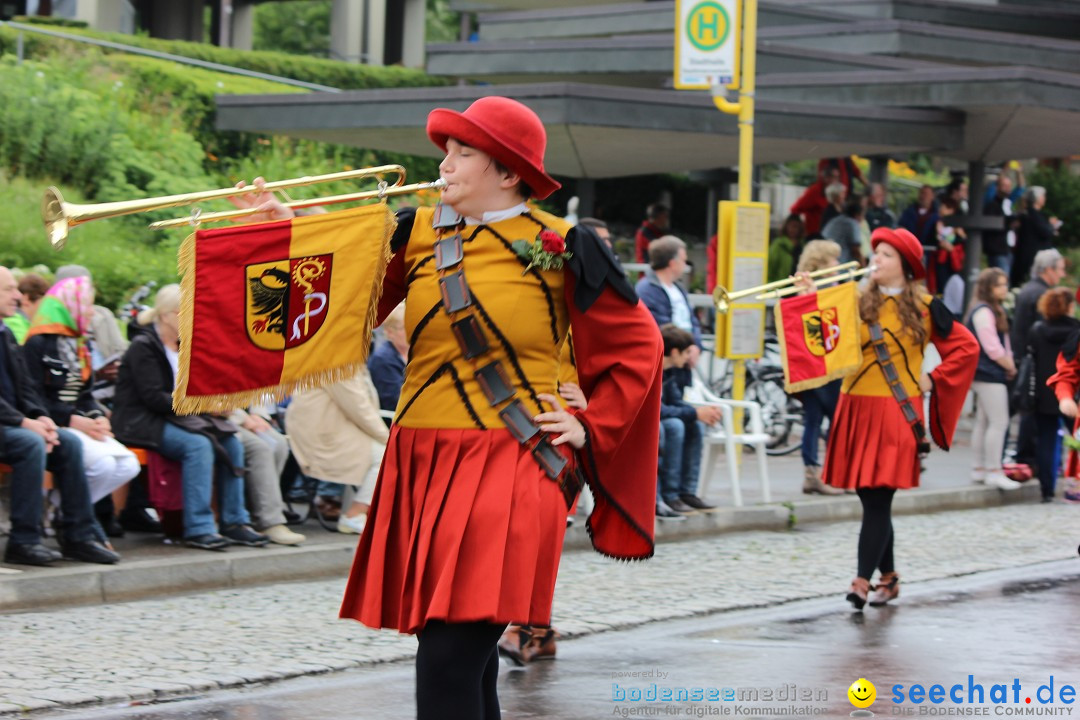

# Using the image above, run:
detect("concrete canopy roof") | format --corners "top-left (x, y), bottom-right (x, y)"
top-left (214, 83), bottom-right (961, 178)
top-left (425, 34), bottom-right (937, 88)
top-left (757, 66), bottom-right (1080, 163)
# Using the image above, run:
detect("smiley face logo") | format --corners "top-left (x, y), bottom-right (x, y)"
top-left (848, 678), bottom-right (877, 708)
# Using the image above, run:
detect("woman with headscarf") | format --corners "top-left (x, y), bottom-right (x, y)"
top-left (112, 285), bottom-right (267, 551)
top-left (23, 277), bottom-right (140, 510)
top-left (232, 96), bottom-right (663, 719)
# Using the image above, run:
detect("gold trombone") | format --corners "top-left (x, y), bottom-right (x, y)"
top-left (713, 261), bottom-right (871, 314)
top-left (41, 164), bottom-right (446, 251)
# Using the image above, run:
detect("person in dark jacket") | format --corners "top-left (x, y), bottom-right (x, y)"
top-left (1012, 187), bottom-right (1061, 288)
top-left (982, 174), bottom-right (1017, 277)
top-left (368, 302), bottom-right (407, 423)
top-left (1026, 288), bottom-right (1080, 502)
top-left (0, 267), bottom-right (119, 567)
top-left (1009, 249), bottom-right (1066, 467)
top-left (22, 277), bottom-right (140, 526)
top-left (111, 284), bottom-right (266, 551)
top-left (656, 325), bottom-right (720, 518)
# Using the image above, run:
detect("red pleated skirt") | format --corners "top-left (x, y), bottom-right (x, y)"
top-left (822, 394), bottom-right (921, 490)
top-left (339, 425), bottom-right (571, 635)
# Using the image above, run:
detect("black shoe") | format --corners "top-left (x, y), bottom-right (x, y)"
top-left (283, 509), bottom-right (303, 525)
top-left (119, 508), bottom-right (163, 534)
top-left (4, 542), bottom-right (62, 567)
top-left (184, 533), bottom-right (230, 551)
top-left (1041, 496), bottom-right (1054, 504)
top-left (663, 497), bottom-right (698, 514)
top-left (61, 539), bottom-right (121, 565)
top-left (221, 524), bottom-right (270, 547)
top-left (97, 514), bottom-right (126, 539)
top-left (680, 494), bottom-right (717, 512)
top-left (655, 502), bottom-right (687, 521)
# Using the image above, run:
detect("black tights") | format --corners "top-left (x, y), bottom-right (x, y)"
top-left (416, 621), bottom-right (505, 720)
top-left (856, 488), bottom-right (896, 580)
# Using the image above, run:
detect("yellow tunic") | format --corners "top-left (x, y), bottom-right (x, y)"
top-left (395, 206), bottom-right (573, 429)
top-left (842, 294), bottom-right (932, 399)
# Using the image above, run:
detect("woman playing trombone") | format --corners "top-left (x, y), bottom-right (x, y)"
top-left (231, 96), bottom-right (663, 719)
top-left (797, 227), bottom-right (978, 609)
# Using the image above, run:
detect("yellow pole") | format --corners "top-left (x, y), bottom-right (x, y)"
top-left (712, 0), bottom-right (757, 441)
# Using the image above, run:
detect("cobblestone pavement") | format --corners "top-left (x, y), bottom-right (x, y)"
top-left (2, 502), bottom-right (1079, 715)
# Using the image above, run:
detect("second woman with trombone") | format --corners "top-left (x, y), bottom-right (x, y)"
top-left (796, 227), bottom-right (978, 609)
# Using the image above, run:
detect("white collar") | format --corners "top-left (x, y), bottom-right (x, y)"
top-left (464, 203), bottom-right (530, 226)
top-left (880, 285), bottom-right (904, 296)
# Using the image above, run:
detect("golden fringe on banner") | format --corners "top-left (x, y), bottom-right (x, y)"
top-left (172, 208), bottom-right (397, 415)
top-left (772, 286), bottom-right (862, 395)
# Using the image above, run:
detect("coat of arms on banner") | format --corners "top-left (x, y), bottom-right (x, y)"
top-left (802, 306), bottom-right (842, 357)
top-left (246, 255), bottom-right (332, 350)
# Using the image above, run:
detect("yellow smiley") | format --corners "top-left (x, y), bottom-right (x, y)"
top-left (848, 678), bottom-right (877, 708)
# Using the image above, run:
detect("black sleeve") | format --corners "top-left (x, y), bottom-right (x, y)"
top-left (929, 297), bottom-right (955, 338)
top-left (565, 223), bottom-right (638, 313)
top-left (125, 339), bottom-right (176, 416)
top-left (1062, 327), bottom-right (1080, 363)
top-left (389, 207), bottom-right (417, 253)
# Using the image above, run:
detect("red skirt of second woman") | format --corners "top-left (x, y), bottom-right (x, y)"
top-left (339, 425), bottom-right (572, 635)
top-left (822, 394), bottom-right (922, 490)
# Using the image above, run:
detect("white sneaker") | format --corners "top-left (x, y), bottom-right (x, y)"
top-left (262, 524), bottom-right (306, 546)
top-left (971, 468), bottom-right (986, 484)
top-left (987, 471), bottom-right (1021, 490)
top-left (337, 513), bottom-right (367, 534)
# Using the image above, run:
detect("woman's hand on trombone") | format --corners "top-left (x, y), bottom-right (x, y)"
top-left (227, 177), bottom-right (296, 223)
top-left (791, 271), bottom-right (815, 296)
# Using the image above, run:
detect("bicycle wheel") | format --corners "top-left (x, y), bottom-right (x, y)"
top-left (744, 375), bottom-right (805, 456)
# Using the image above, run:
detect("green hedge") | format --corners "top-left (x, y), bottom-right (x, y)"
top-left (3, 19), bottom-right (450, 91)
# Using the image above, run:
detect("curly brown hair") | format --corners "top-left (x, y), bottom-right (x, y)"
top-left (858, 279), bottom-right (929, 346)
top-left (1036, 287), bottom-right (1075, 321)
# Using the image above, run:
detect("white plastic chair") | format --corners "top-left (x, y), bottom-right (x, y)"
top-left (684, 373), bottom-right (772, 507)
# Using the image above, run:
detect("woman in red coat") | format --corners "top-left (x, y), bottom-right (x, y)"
top-left (235, 97), bottom-right (663, 719)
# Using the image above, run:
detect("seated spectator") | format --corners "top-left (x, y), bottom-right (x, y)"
top-left (287, 366), bottom-right (389, 534)
top-left (228, 407), bottom-right (306, 546)
top-left (656, 324), bottom-right (721, 517)
top-left (2, 272), bottom-right (50, 344)
top-left (368, 303), bottom-right (408, 420)
top-left (636, 235), bottom-right (702, 360)
top-left (111, 284), bottom-right (266, 551)
top-left (578, 217), bottom-right (612, 249)
top-left (0, 266), bottom-right (120, 567)
top-left (822, 195), bottom-right (865, 266)
top-left (22, 277), bottom-right (140, 535)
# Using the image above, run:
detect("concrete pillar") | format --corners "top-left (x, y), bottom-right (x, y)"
top-left (66, 0), bottom-right (135, 33)
top-left (869, 155), bottom-right (889, 186)
top-left (330, 0), bottom-right (364, 63)
top-left (962, 160), bottom-right (986, 309)
top-left (400, 0), bottom-right (425, 68)
top-left (144, 0), bottom-right (203, 42)
top-left (217, 0), bottom-right (231, 47)
top-left (366, 0), bottom-right (386, 65)
top-left (231, 0), bottom-right (254, 50)
top-left (576, 179), bottom-right (596, 219)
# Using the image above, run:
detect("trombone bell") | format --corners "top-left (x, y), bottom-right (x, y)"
top-left (42, 187), bottom-right (70, 251)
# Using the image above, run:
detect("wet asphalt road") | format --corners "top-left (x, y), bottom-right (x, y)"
top-left (30, 560), bottom-right (1080, 720)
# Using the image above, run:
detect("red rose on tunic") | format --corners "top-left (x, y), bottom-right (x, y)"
top-left (539, 229), bottom-right (565, 254)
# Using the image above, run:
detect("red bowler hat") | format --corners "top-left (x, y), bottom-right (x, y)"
top-left (871, 226), bottom-right (926, 280)
top-left (427, 96), bottom-right (561, 200)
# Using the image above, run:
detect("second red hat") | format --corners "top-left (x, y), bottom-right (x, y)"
top-left (871, 227), bottom-right (926, 280)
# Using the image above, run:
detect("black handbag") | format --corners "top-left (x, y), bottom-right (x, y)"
top-left (1010, 352), bottom-right (1036, 414)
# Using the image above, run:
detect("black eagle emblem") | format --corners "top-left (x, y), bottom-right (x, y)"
top-left (249, 267), bottom-right (290, 337)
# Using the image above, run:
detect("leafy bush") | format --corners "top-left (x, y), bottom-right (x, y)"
top-left (1, 20), bottom-right (450, 90)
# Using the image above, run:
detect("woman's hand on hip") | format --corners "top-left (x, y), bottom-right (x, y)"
top-left (535, 393), bottom-right (586, 449)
